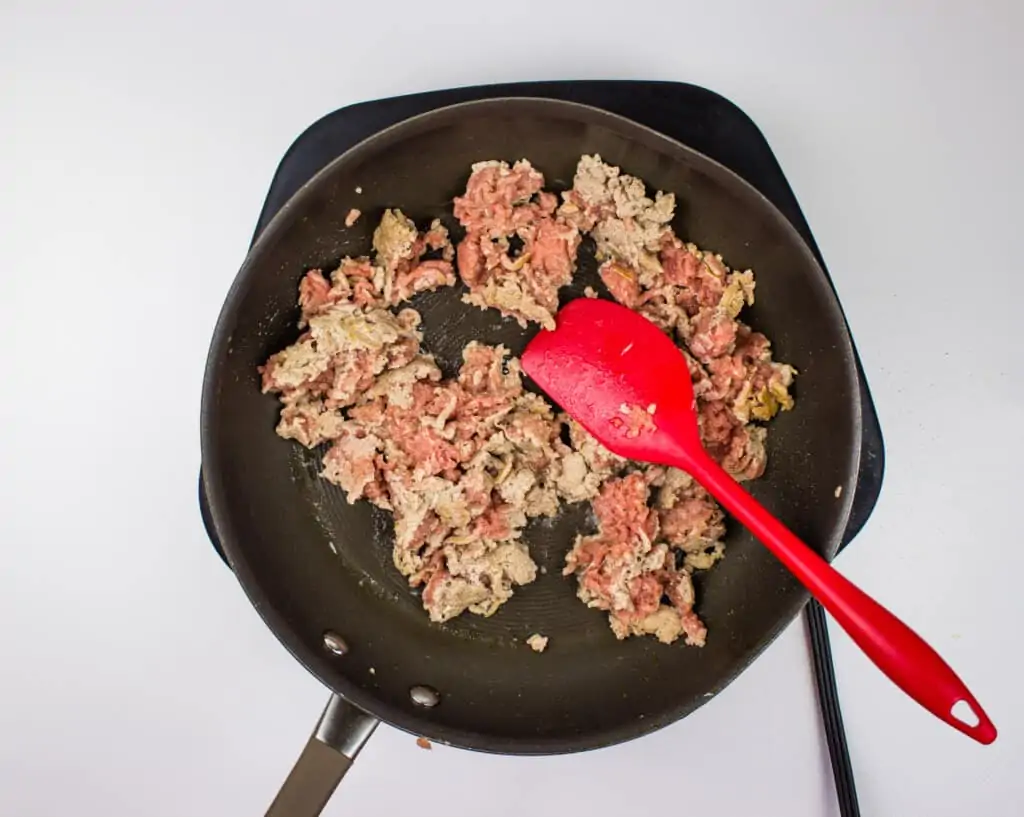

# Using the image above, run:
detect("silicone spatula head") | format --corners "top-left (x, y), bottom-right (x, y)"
top-left (522, 297), bottom-right (702, 468)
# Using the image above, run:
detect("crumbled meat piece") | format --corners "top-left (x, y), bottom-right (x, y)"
top-left (526, 634), bottom-right (549, 652)
top-left (422, 541), bottom-right (537, 622)
top-left (553, 451), bottom-right (599, 503)
top-left (362, 355), bottom-right (441, 408)
top-left (453, 159), bottom-right (546, 233)
top-left (611, 602), bottom-right (707, 646)
top-left (373, 208), bottom-right (419, 271)
top-left (276, 399), bottom-right (346, 448)
top-left (259, 304), bottom-right (421, 410)
top-left (723, 423), bottom-right (768, 482)
top-left (660, 496), bottom-right (722, 545)
top-left (368, 209), bottom-right (456, 305)
top-left (653, 468), bottom-right (727, 570)
top-left (345, 208), bottom-right (361, 227)
top-left (423, 218), bottom-right (455, 262)
top-left (659, 239), bottom-right (726, 312)
top-left (416, 737), bottom-right (432, 750)
top-left (392, 258), bottom-right (456, 304)
top-left (297, 270), bottom-right (339, 325)
top-left (612, 402), bottom-right (656, 439)
top-left (260, 156), bottom-right (796, 644)
top-left (559, 154), bottom-right (674, 280)
top-left (564, 473), bottom-right (708, 645)
top-left (599, 260), bottom-right (641, 308)
top-left (320, 423), bottom-right (385, 504)
top-left (566, 417), bottom-right (624, 474)
top-left (454, 160), bottom-right (581, 329)
top-left (698, 401), bottom-right (768, 481)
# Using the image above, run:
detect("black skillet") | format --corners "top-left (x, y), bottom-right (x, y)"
top-left (200, 97), bottom-right (862, 816)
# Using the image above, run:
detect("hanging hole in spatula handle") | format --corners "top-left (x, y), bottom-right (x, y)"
top-left (944, 694), bottom-right (995, 743)
top-left (806, 567), bottom-right (998, 746)
top-left (951, 699), bottom-right (981, 727)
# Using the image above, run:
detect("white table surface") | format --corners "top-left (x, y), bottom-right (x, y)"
top-left (2, 2), bottom-right (1021, 815)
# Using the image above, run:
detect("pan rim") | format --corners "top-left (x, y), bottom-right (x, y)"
top-left (200, 95), bottom-right (863, 753)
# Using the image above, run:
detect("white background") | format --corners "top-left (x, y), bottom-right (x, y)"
top-left (2, 1), bottom-right (1021, 815)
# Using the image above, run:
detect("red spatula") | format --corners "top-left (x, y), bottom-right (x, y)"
top-left (522, 298), bottom-right (995, 744)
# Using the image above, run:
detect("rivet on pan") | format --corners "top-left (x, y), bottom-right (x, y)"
top-left (410, 685), bottom-right (440, 708)
top-left (322, 631), bottom-right (349, 655)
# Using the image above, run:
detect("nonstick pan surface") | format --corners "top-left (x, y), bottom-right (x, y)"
top-left (201, 98), bottom-right (861, 754)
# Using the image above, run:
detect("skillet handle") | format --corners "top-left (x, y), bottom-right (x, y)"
top-left (266, 694), bottom-right (379, 817)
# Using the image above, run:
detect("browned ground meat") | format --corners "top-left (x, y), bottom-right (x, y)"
top-left (454, 160), bottom-right (581, 329)
top-left (260, 208), bottom-right (613, 624)
top-left (260, 159), bottom-right (795, 643)
top-left (555, 155), bottom-right (795, 642)
top-left (565, 473), bottom-right (707, 646)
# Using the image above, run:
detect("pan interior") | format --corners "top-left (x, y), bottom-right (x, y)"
top-left (203, 99), bottom-right (860, 752)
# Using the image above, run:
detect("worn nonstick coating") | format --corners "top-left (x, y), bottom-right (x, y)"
top-left (201, 98), bottom-right (862, 753)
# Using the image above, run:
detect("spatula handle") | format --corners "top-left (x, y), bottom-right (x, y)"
top-left (690, 454), bottom-right (996, 745)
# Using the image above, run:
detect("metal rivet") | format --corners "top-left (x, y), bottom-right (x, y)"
top-left (322, 631), bottom-right (349, 655)
top-left (410, 685), bottom-right (440, 708)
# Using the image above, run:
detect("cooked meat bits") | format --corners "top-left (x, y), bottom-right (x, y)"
top-left (260, 209), bottom-right (611, 624)
top-left (260, 157), bottom-right (795, 644)
top-left (564, 472), bottom-right (708, 646)
top-left (454, 160), bottom-right (581, 329)
top-left (526, 634), bottom-right (549, 653)
top-left (552, 155), bottom-right (794, 641)
top-left (561, 156), bottom-right (795, 484)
